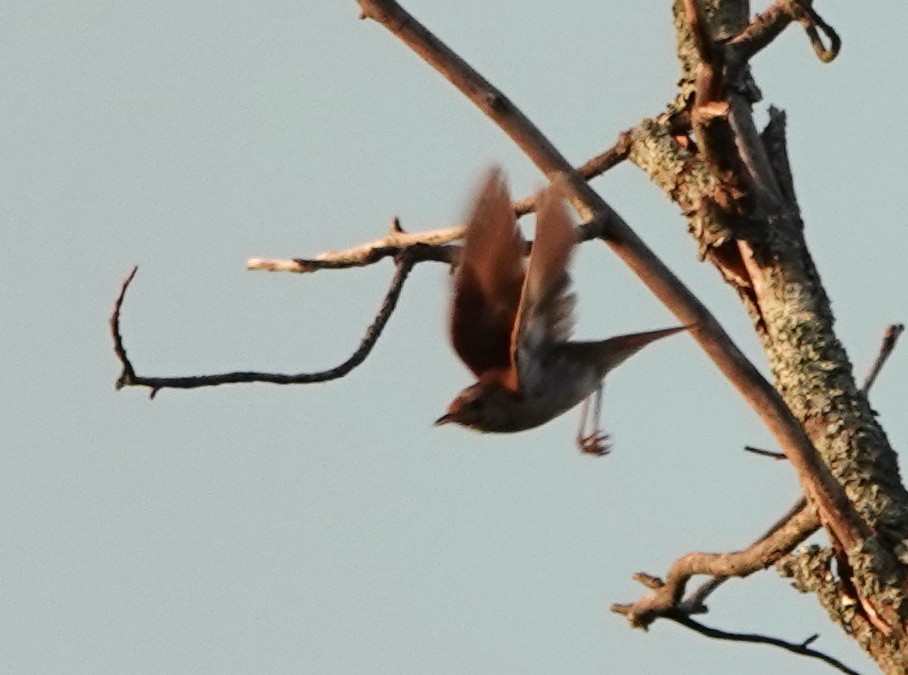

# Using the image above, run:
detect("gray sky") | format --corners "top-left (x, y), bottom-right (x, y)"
top-left (3, 2), bottom-right (906, 673)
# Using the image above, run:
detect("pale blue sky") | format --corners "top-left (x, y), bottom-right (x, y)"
top-left (2, 2), bottom-right (906, 673)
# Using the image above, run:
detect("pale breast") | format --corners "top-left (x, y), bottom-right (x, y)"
top-left (505, 354), bottom-right (602, 431)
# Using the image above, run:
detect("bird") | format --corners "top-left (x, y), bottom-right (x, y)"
top-left (434, 166), bottom-right (687, 455)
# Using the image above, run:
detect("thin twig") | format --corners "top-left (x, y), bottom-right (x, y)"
top-left (356, 0), bottom-right (873, 602)
top-left (861, 323), bottom-right (904, 395)
top-left (248, 235), bottom-right (457, 273)
top-left (794, 1), bottom-right (841, 63)
top-left (729, 0), bottom-right (802, 60)
top-left (247, 132), bottom-right (632, 274)
top-left (111, 255), bottom-right (416, 396)
top-left (666, 614), bottom-right (863, 675)
top-left (110, 266), bottom-right (139, 386)
top-left (743, 445), bottom-right (787, 460)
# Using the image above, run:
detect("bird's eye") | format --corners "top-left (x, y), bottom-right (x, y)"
top-left (469, 399), bottom-right (485, 411)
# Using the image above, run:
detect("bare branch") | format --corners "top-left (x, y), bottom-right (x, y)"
top-left (110, 266), bottom-right (139, 387)
top-left (729, 0), bottom-right (841, 63)
top-left (247, 131), bottom-right (632, 274)
top-left (355, 0), bottom-right (875, 594)
top-left (680, 497), bottom-right (815, 612)
top-left (666, 615), bottom-right (864, 675)
top-left (795, 2), bottom-right (841, 63)
top-left (611, 504), bottom-right (818, 628)
top-left (111, 255), bottom-right (416, 396)
top-left (729, 0), bottom-right (802, 60)
top-left (248, 231), bottom-right (458, 273)
top-left (861, 323), bottom-right (905, 395)
top-left (743, 445), bottom-right (787, 460)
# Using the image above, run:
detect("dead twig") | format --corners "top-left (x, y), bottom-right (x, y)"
top-left (666, 614), bottom-right (863, 675)
top-left (793, 1), bottom-right (841, 63)
top-left (111, 255), bottom-right (416, 396)
top-left (861, 323), bottom-right (904, 395)
top-left (729, 0), bottom-right (841, 63)
top-left (248, 232), bottom-right (457, 273)
top-left (679, 497), bottom-right (815, 613)
top-left (247, 131), bottom-right (632, 274)
top-left (611, 504), bottom-right (818, 627)
top-left (743, 445), bottom-right (787, 460)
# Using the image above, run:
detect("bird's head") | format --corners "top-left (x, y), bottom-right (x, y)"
top-left (434, 381), bottom-right (518, 433)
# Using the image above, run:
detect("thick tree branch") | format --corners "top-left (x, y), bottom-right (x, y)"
top-left (682, 321), bottom-right (904, 613)
top-left (354, 0), bottom-right (879, 612)
top-left (111, 255), bottom-right (415, 395)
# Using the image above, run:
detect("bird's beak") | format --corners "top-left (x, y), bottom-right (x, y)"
top-left (434, 413), bottom-right (454, 426)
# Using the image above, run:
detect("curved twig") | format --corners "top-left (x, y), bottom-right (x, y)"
top-left (794, 2), bottom-right (841, 63)
top-left (111, 254), bottom-right (416, 396)
top-left (110, 266), bottom-right (139, 385)
top-left (729, 0), bottom-right (841, 64)
top-left (666, 615), bottom-right (863, 675)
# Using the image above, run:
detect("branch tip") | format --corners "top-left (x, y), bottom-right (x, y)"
top-left (861, 323), bottom-right (905, 394)
top-left (633, 572), bottom-right (664, 590)
top-left (110, 266), bottom-right (139, 388)
top-left (743, 445), bottom-right (787, 460)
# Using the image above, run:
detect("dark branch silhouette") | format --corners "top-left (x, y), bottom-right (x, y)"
top-left (666, 614), bottom-right (863, 675)
top-left (111, 255), bottom-right (417, 397)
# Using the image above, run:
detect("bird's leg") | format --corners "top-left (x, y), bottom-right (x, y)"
top-left (576, 384), bottom-right (610, 456)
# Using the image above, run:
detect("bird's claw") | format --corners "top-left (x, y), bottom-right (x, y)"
top-left (578, 432), bottom-right (611, 456)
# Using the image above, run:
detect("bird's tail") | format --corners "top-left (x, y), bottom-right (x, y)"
top-left (575, 325), bottom-right (691, 375)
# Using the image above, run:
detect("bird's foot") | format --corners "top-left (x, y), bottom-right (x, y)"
top-left (578, 432), bottom-right (611, 456)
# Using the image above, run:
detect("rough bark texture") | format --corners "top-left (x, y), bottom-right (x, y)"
top-left (634, 1), bottom-right (908, 670)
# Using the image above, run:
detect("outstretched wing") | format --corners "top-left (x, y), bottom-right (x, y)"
top-left (449, 166), bottom-right (526, 378)
top-left (511, 175), bottom-right (577, 389)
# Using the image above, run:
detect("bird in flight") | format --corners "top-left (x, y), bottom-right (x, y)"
top-left (435, 167), bottom-right (686, 454)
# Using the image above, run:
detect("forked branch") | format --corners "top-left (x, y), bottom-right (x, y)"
top-left (611, 504), bottom-right (818, 628)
